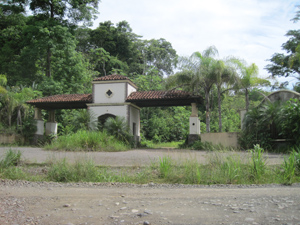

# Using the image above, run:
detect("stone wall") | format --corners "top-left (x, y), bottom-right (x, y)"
top-left (0, 134), bottom-right (24, 144)
top-left (200, 132), bottom-right (239, 148)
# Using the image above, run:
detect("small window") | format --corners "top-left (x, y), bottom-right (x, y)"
top-left (106, 89), bottom-right (113, 98)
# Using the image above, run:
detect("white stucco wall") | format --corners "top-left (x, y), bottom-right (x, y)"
top-left (89, 105), bottom-right (128, 120)
top-left (93, 83), bottom-right (126, 104)
top-left (189, 117), bottom-right (200, 134)
top-left (129, 106), bottom-right (140, 136)
top-left (127, 83), bottom-right (137, 96)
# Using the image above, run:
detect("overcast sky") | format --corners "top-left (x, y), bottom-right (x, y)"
top-left (94, 0), bottom-right (299, 86)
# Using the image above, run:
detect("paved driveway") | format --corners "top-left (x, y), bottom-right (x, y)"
top-left (0, 147), bottom-right (286, 166)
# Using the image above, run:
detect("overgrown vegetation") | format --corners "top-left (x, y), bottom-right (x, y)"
top-left (45, 130), bottom-right (130, 152)
top-left (240, 99), bottom-right (300, 151)
top-left (1, 147), bottom-right (300, 184)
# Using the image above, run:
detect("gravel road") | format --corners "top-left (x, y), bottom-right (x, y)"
top-left (1, 180), bottom-right (300, 225)
top-left (0, 147), bottom-right (297, 225)
top-left (0, 147), bottom-right (287, 166)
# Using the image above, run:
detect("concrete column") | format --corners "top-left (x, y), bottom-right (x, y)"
top-left (34, 108), bottom-right (44, 136)
top-left (32, 108), bottom-right (44, 145)
top-left (45, 110), bottom-right (57, 136)
top-left (188, 103), bottom-right (200, 145)
top-left (189, 103), bottom-right (200, 134)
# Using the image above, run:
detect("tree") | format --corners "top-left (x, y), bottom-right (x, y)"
top-left (141, 38), bottom-right (178, 77)
top-left (9, 0), bottom-right (100, 77)
top-left (167, 46), bottom-right (219, 132)
top-left (266, 30), bottom-right (300, 79)
top-left (266, 6), bottom-right (300, 80)
top-left (0, 4), bottom-right (27, 84)
top-left (232, 60), bottom-right (270, 111)
top-left (212, 59), bottom-right (238, 132)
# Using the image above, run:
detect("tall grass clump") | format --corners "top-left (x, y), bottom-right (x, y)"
top-left (45, 130), bottom-right (129, 152)
top-left (281, 148), bottom-right (300, 184)
top-left (47, 158), bottom-right (102, 182)
top-left (221, 155), bottom-right (242, 184)
top-left (159, 156), bottom-right (172, 178)
top-left (249, 144), bottom-right (266, 181)
top-left (0, 149), bottom-right (22, 168)
top-left (0, 149), bottom-right (26, 180)
top-left (183, 159), bottom-right (201, 184)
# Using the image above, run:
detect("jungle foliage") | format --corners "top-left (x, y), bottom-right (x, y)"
top-left (2, 1), bottom-right (299, 148)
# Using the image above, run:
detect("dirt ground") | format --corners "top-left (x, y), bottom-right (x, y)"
top-left (1, 181), bottom-right (300, 225)
top-left (0, 147), bottom-right (299, 225)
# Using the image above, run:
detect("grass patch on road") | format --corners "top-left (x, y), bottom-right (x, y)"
top-left (1, 146), bottom-right (300, 185)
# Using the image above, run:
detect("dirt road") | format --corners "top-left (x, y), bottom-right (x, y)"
top-left (1, 180), bottom-right (300, 225)
top-left (0, 147), bottom-right (297, 225)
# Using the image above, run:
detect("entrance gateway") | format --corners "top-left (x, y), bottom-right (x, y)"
top-left (27, 74), bottom-right (203, 143)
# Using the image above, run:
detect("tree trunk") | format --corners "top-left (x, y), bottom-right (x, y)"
top-left (46, 47), bottom-right (52, 77)
top-left (245, 88), bottom-right (249, 112)
top-left (46, 1), bottom-right (54, 77)
top-left (205, 88), bottom-right (210, 133)
top-left (217, 85), bottom-right (222, 132)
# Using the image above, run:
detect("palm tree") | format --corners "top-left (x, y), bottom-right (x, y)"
top-left (167, 46), bottom-right (219, 132)
top-left (213, 59), bottom-right (238, 132)
top-left (230, 59), bottom-right (270, 111)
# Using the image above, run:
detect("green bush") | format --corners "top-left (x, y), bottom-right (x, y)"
top-left (0, 149), bottom-right (22, 168)
top-left (45, 130), bottom-right (129, 151)
top-left (104, 116), bottom-right (134, 146)
top-left (240, 99), bottom-right (300, 150)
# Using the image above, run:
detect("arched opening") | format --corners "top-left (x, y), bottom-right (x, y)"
top-left (98, 113), bottom-right (116, 130)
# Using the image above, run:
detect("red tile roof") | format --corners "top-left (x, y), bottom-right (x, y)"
top-left (27, 94), bottom-right (92, 104)
top-left (126, 90), bottom-right (202, 107)
top-left (93, 74), bottom-right (132, 82)
top-left (126, 90), bottom-right (193, 101)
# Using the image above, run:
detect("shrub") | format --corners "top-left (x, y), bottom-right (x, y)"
top-left (45, 130), bottom-right (129, 151)
top-left (0, 149), bottom-right (22, 168)
top-left (104, 116), bottom-right (133, 146)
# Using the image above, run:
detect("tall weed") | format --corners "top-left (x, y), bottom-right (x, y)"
top-left (47, 158), bottom-right (101, 182)
top-left (159, 156), bottom-right (172, 178)
top-left (282, 152), bottom-right (296, 184)
top-left (183, 159), bottom-right (201, 184)
top-left (222, 155), bottom-right (242, 184)
top-left (249, 144), bottom-right (266, 181)
top-left (0, 149), bottom-right (22, 168)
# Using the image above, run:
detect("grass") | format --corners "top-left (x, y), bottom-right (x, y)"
top-left (1, 147), bottom-right (300, 185)
top-left (140, 140), bottom-right (184, 149)
top-left (45, 130), bottom-right (130, 152)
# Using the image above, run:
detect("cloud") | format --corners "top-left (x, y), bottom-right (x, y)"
top-left (94, 0), bottom-right (299, 82)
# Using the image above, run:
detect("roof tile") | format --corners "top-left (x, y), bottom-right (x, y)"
top-left (126, 90), bottom-right (193, 101)
top-left (93, 74), bottom-right (132, 82)
top-left (27, 94), bottom-right (92, 104)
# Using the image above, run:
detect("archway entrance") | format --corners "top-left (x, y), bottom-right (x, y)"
top-left (98, 113), bottom-right (116, 130)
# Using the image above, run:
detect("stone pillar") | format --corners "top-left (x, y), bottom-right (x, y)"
top-left (188, 103), bottom-right (200, 145)
top-left (45, 110), bottom-right (57, 136)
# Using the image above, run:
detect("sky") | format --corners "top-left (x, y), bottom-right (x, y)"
top-left (93, 0), bottom-right (299, 87)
